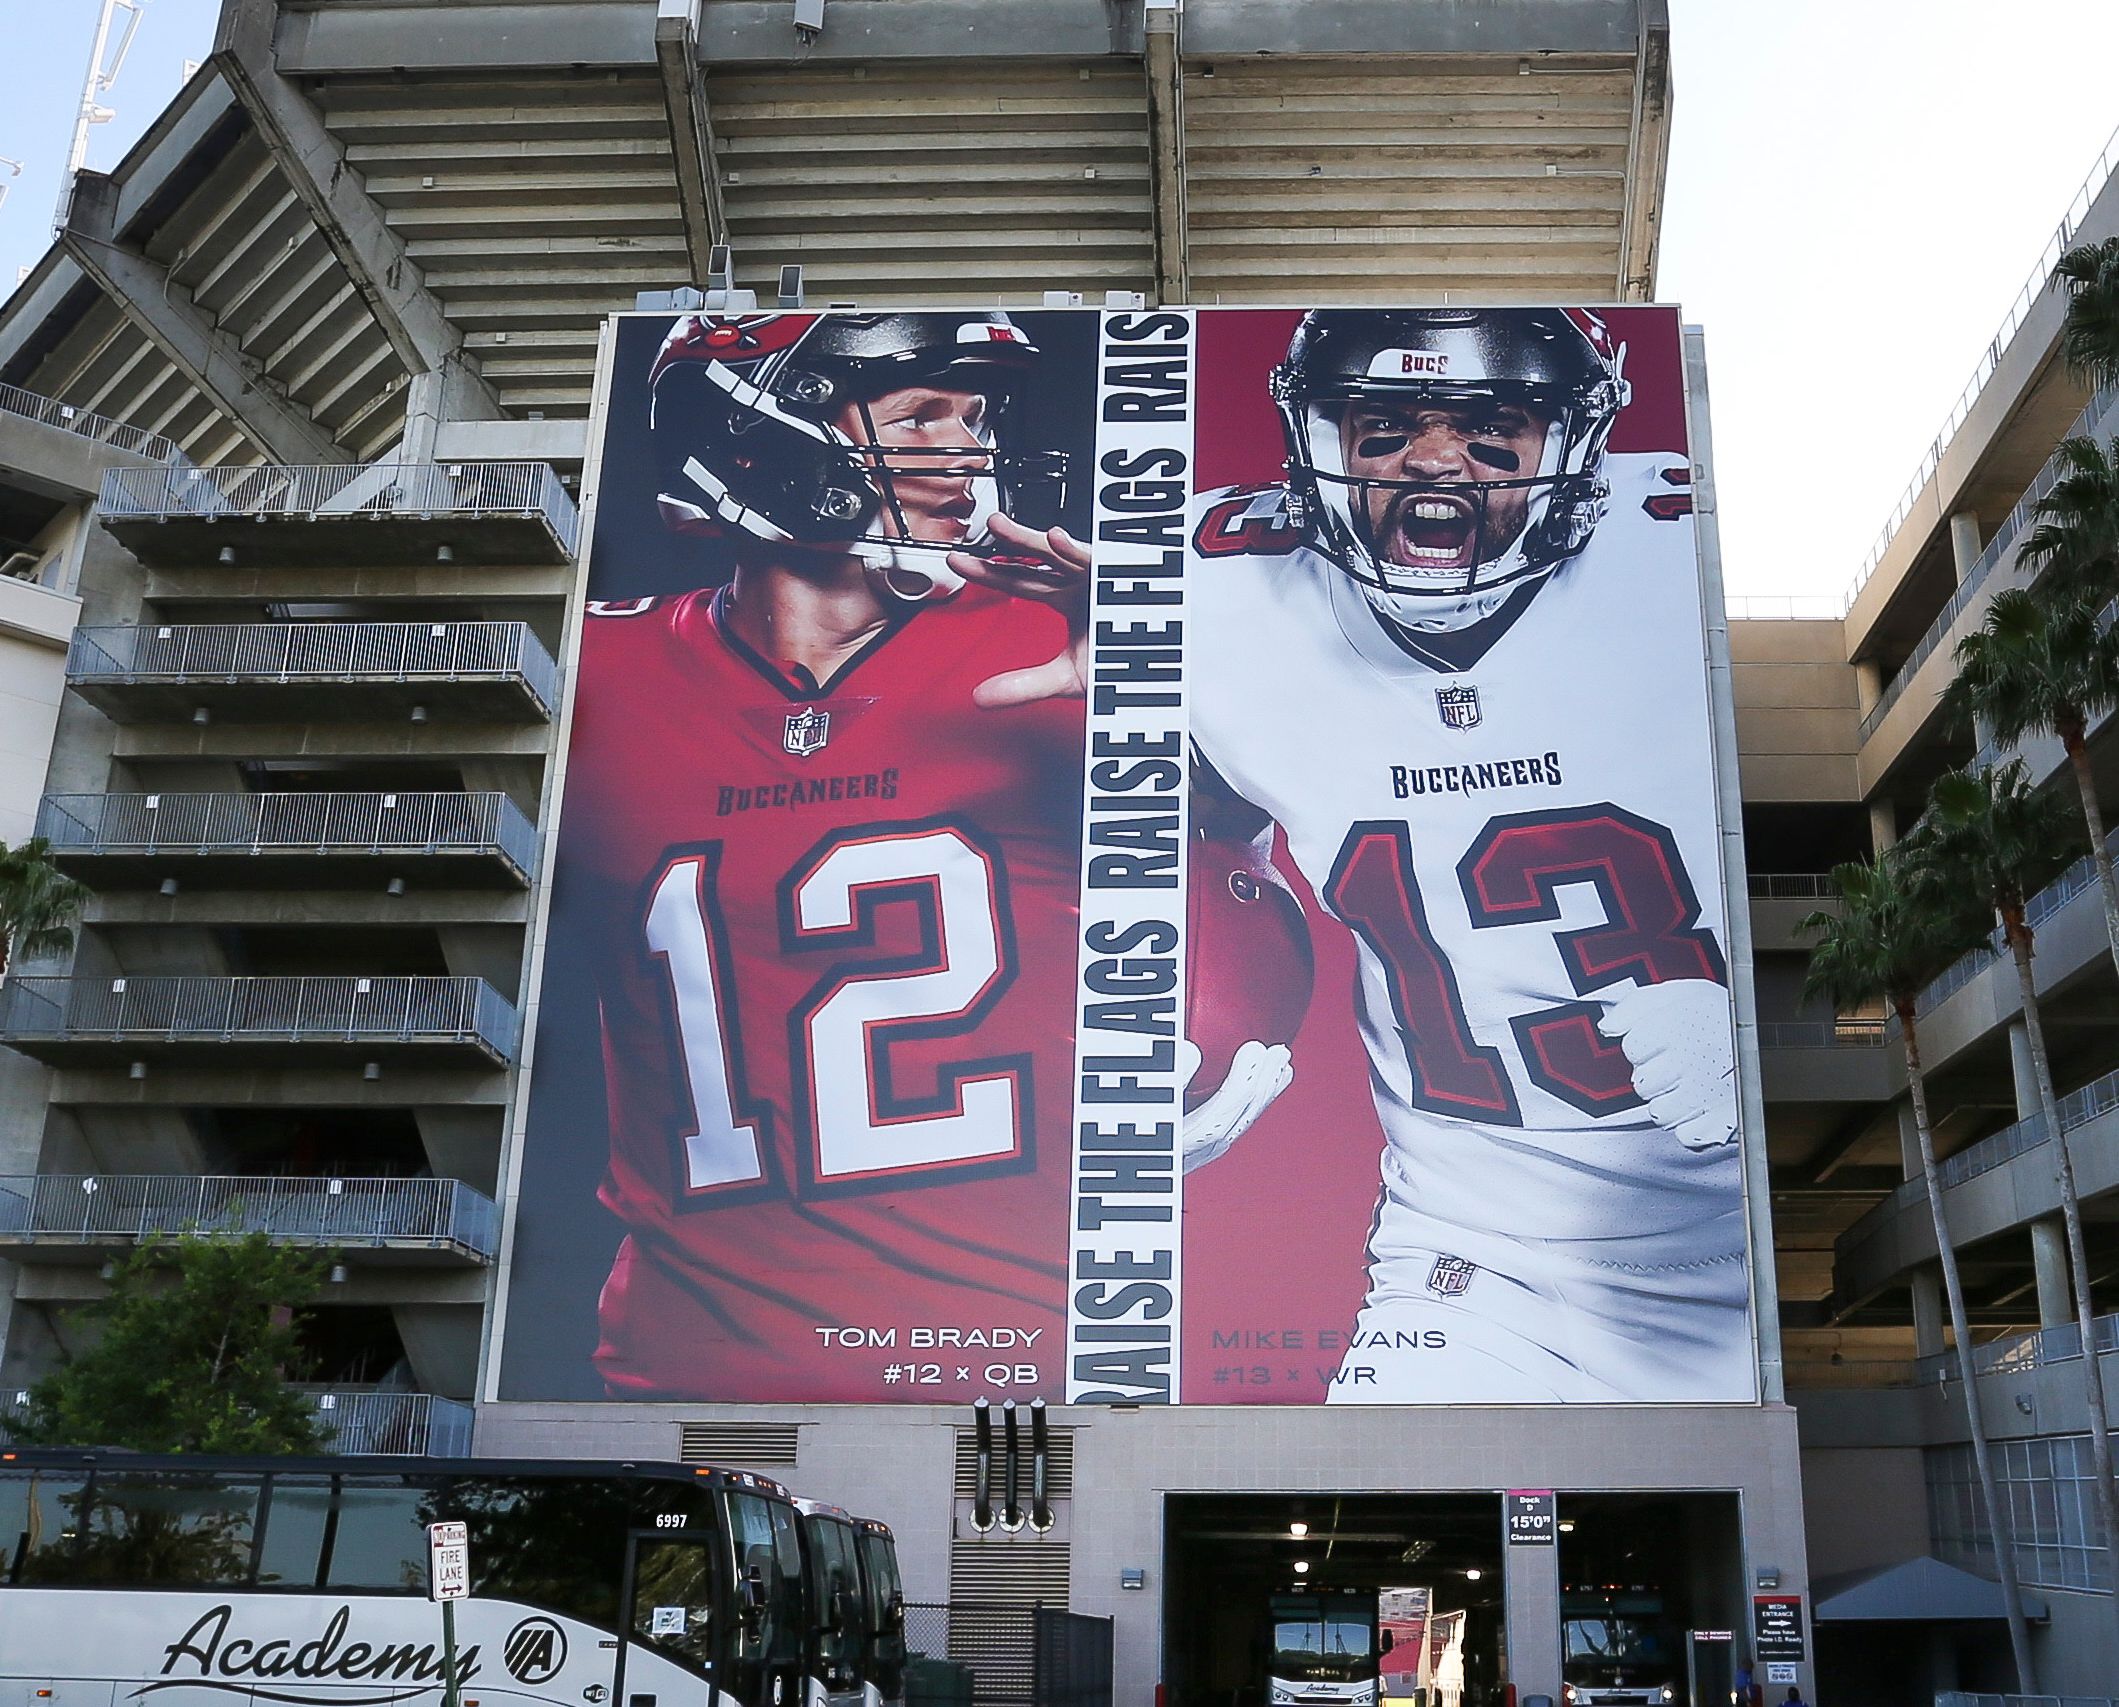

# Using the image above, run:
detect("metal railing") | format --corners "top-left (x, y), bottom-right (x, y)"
top-left (1747, 872), bottom-right (1840, 899)
top-left (1841, 1066), bottom-right (2119, 1262)
top-left (0, 975), bottom-right (519, 1059)
top-left (1723, 594), bottom-right (1843, 621)
top-left (1916, 1313), bottom-right (2119, 1387)
top-left (100, 461), bottom-right (579, 555)
top-left (1936, 1695), bottom-right (2119, 1707)
top-left (0, 1174), bottom-right (499, 1260)
top-left (1842, 120), bottom-right (2119, 615)
top-left (0, 379), bottom-right (187, 467)
top-left (66, 620), bottom-right (559, 714)
top-left (37, 791), bottom-right (537, 880)
top-left (302, 1389), bottom-right (477, 1456)
top-left (1915, 822), bottom-right (2116, 1014)
top-left (1858, 386), bottom-right (2119, 739)
top-left (1757, 1019), bottom-right (1888, 1047)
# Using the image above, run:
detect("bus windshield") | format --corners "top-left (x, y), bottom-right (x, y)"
top-left (1274, 1612), bottom-right (1377, 1677)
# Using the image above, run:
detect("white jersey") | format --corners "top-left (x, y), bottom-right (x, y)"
top-left (1189, 453), bottom-right (1743, 1259)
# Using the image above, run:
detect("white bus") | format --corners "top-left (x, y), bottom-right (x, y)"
top-left (0, 1448), bottom-right (812, 1707)
top-left (794, 1503), bottom-right (906, 1707)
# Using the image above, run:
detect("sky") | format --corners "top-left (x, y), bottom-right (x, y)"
top-left (4, 1), bottom-right (2119, 605)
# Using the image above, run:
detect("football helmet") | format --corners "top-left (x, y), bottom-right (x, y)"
top-left (649, 311), bottom-right (1069, 600)
top-left (1272, 308), bottom-right (1630, 630)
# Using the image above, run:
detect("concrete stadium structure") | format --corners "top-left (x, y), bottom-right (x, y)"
top-left (1, 0), bottom-right (2115, 1700)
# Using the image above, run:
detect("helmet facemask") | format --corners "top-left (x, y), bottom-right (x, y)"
top-left (1271, 309), bottom-right (1628, 635)
top-left (651, 313), bottom-right (1068, 605)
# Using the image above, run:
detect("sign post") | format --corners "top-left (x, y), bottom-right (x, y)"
top-left (428, 1520), bottom-right (470, 1707)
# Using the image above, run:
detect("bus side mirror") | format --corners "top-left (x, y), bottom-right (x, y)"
top-left (889, 1591), bottom-right (906, 1632)
top-left (743, 1562), bottom-right (769, 1623)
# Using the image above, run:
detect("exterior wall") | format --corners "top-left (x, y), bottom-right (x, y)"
top-left (477, 1399), bottom-right (1811, 1704)
top-left (1799, 1447), bottom-right (1929, 1578)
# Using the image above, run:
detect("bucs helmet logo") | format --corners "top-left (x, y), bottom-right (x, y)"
top-left (784, 706), bottom-right (831, 757)
top-left (1434, 683), bottom-right (1482, 730)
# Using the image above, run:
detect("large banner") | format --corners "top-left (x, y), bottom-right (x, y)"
top-left (496, 305), bottom-right (1756, 1407)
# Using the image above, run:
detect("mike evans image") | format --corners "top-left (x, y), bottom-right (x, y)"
top-left (1179, 306), bottom-right (1756, 1405)
top-left (496, 303), bottom-right (1756, 1407)
top-left (501, 311), bottom-right (1097, 1403)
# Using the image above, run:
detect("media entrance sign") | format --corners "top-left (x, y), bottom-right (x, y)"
top-left (499, 303), bottom-right (1757, 1410)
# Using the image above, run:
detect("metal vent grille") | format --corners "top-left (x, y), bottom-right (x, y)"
top-left (931, 1535), bottom-right (1073, 1698)
top-left (951, 1428), bottom-right (1074, 1499)
top-left (679, 1421), bottom-right (803, 1466)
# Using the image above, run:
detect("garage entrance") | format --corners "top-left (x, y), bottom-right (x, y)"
top-left (1162, 1491), bottom-right (1746, 1707)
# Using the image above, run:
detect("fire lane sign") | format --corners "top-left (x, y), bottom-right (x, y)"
top-left (427, 1520), bottom-right (469, 1601)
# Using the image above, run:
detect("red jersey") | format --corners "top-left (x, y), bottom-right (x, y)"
top-left (555, 583), bottom-right (1082, 1401)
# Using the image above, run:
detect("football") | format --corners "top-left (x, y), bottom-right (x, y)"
top-left (1186, 831), bottom-right (1316, 1108)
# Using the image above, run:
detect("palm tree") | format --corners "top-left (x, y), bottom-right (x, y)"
top-left (0, 838), bottom-right (87, 979)
top-left (2054, 235), bottom-right (2119, 391)
top-left (1801, 852), bottom-right (2036, 1689)
top-left (2018, 436), bottom-right (2119, 606)
top-left (1909, 763), bottom-right (2119, 1636)
top-left (1943, 586), bottom-right (2119, 979)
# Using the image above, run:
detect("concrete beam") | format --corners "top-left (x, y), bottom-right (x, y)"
top-left (1616, 0), bottom-right (1670, 301)
top-left (1143, 1), bottom-right (1187, 305)
top-left (0, 253), bottom-right (96, 387)
top-left (0, 409), bottom-right (164, 503)
top-left (211, 0), bottom-right (502, 430)
top-left (655, 0), bottom-right (729, 282)
top-left (275, 0), bottom-right (1649, 73)
top-left (59, 174), bottom-right (343, 467)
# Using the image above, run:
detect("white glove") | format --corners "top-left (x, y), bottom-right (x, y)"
top-left (1597, 979), bottom-right (1738, 1152)
top-left (1180, 1039), bottom-right (1293, 1173)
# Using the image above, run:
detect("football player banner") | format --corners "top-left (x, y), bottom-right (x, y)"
top-left (493, 304), bottom-right (1759, 1408)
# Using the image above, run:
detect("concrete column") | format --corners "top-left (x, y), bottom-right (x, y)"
top-left (1855, 656), bottom-right (1885, 719)
top-left (1948, 511), bottom-right (1984, 584)
top-left (1911, 1267), bottom-right (1947, 1358)
top-left (1502, 1523), bottom-right (1561, 1703)
top-left (1869, 796), bottom-right (1898, 855)
top-left (2008, 1021), bottom-right (2040, 1125)
top-left (2032, 1218), bottom-right (2073, 1329)
top-left (1896, 1100), bottom-right (1923, 1181)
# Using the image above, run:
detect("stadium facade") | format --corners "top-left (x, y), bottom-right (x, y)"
top-left (0, 2), bottom-right (2113, 1701)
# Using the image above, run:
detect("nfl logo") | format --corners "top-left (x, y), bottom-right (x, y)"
top-left (783, 706), bottom-right (830, 757)
top-left (1435, 683), bottom-right (1482, 730)
top-left (1427, 1255), bottom-right (1477, 1297)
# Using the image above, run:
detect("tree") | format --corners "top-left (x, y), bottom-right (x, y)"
top-left (1943, 586), bottom-right (2119, 980)
top-left (2018, 436), bottom-right (2119, 606)
top-left (0, 837), bottom-right (87, 978)
top-left (8, 1231), bottom-right (330, 1454)
top-left (2054, 234), bottom-right (2119, 392)
top-left (1801, 851), bottom-right (2036, 1689)
top-left (1908, 762), bottom-right (2119, 1638)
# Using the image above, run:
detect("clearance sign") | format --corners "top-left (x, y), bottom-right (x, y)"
top-left (496, 304), bottom-right (1756, 1408)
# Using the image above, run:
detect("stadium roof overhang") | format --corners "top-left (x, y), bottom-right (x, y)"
top-left (0, 0), bottom-right (1673, 465)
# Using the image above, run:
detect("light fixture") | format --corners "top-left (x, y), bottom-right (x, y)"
top-left (1558, 1520), bottom-right (1576, 1534)
top-left (192, 706), bottom-right (211, 725)
top-left (216, 545), bottom-right (235, 566)
top-left (328, 1263), bottom-right (349, 1284)
top-left (127, 1060), bottom-right (146, 1080)
top-left (409, 705), bottom-right (429, 724)
top-left (98, 1259), bottom-right (117, 1280)
top-left (2015, 1393), bottom-right (2035, 1416)
top-left (1289, 1521), bottom-right (1309, 1538)
top-left (158, 877), bottom-right (178, 896)
top-left (1754, 1565), bottom-right (1781, 1589)
top-left (1292, 1561), bottom-right (1309, 1575)
top-left (1464, 1568), bottom-right (1482, 1581)
top-left (435, 544), bottom-right (454, 564)
top-left (778, 264), bottom-right (805, 308)
top-left (362, 1061), bottom-right (381, 1081)
top-left (385, 876), bottom-right (407, 896)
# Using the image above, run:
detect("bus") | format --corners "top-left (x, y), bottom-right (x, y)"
top-left (1268, 1589), bottom-right (1381, 1707)
top-left (852, 1516), bottom-right (907, 1707)
top-left (1562, 1593), bottom-right (1682, 1707)
top-left (0, 1448), bottom-right (811, 1707)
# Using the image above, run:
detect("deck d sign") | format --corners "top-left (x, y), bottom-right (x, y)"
top-left (427, 1521), bottom-right (469, 1602)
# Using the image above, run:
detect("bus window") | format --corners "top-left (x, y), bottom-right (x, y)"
top-left (858, 1530), bottom-right (907, 1702)
top-left (433, 1474), bottom-right (631, 1630)
top-left (730, 1491), bottom-right (805, 1676)
top-left (76, 1474), bottom-right (261, 1587)
top-left (806, 1519), bottom-right (862, 1688)
top-left (0, 1471), bottom-right (87, 1585)
top-left (632, 1537), bottom-right (715, 1667)
top-left (256, 1475), bottom-right (333, 1588)
top-left (323, 1478), bottom-right (430, 1590)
